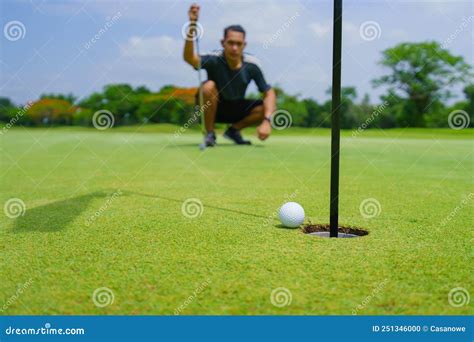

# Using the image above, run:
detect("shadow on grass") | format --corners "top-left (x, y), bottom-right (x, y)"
top-left (13, 191), bottom-right (108, 233)
top-left (12, 189), bottom-right (270, 233)
top-left (124, 190), bottom-right (269, 219)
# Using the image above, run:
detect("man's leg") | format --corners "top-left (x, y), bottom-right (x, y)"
top-left (231, 105), bottom-right (264, 130)
top-left (201, 80), bottom-right (218, 133)
top-left (223, 104), bottom-right (264, 145)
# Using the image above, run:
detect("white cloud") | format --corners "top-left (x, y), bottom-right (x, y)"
top-left (198, 0), bottom-right (305, 48)
top-left (342, 22), bottom-right (363, 46)
top-left (308, 22), bottom-right (331, 38)
top-left (109, 35), bottom-right (193, 91)
top-left (121, 36), bottom-right (181, 59)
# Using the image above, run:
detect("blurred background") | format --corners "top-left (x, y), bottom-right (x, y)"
top-left (1, 0), bottom-right (472, 129)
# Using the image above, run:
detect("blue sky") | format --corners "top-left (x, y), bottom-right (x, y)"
top-left (1, 0), bottom-right (472, 105)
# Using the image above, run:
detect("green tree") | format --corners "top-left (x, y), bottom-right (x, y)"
top-left (275, 88), bottom-right (308, 127)
top-left (40, 93), bottom-right (76, 104)
top-left (435, 84), bottom-right (474, 128)
top-left (77, 92), bottom-right (105, 117)
top-left (136, 97), bottom-right (191, 125)
top-left (373, 41), bottom-right (472, 127)
top-left (463, 84), bottom-right (474, 119)
top-left (135, 85), bottom-right (151, 95)
top-left (72, 108), bottom-right (94, 126)
top-left (159, 85), bottom-right (178, 95)
top-left (324, 86), bottom-right (361, 129)
top-left (78, 84), bottom-right (142, 125)
top-left (374, 91), bottom-right (401, 128)
top-left (302, 98), bottom-right (325, 128)
top-left (0, 97), bottom-right (15, 122)
top-left (103, 84), bottom-right (141, 124)
top-left (26, 98), bottom-right (77, 125)
top-left (0, 97), bottom-right (14, 108)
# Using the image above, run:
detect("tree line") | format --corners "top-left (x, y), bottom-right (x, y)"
top-left (1, 41), bottom-right (472, 129)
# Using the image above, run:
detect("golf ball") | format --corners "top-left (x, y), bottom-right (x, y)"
top-left (279, 202), bottom-right (305, 228)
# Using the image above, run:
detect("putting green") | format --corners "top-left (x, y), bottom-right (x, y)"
top-left (0, 126), bottom-right (472, 314)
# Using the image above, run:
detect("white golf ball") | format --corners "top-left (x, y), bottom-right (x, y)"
top-left (279, 202), bottom-right (305, 228)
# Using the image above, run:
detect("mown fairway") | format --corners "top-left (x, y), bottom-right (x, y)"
top-left (0, 126), bottom-right (472, 314)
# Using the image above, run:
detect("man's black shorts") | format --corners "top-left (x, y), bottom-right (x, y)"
top-left (196, 93), bottom-right (263, 124)
top-left (216, 97), bottom-right (263, 123)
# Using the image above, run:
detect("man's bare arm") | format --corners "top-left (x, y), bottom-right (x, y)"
top-left (263, 88), bottom-right (276, 119)
top-left (183, 3), bottom-right (200, 68)
top-left (257, 88), bottom-right (276, 141)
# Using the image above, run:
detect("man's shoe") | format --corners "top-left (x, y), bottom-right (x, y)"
top-left (204, 131), bottom-right (217, 147)
top-left (223, 126), bottom-right (251, 145)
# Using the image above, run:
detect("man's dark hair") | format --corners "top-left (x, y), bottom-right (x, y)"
top-left (223, 25), bottom-right (246, 39)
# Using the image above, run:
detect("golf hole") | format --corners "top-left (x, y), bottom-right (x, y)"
top-left (302, 224), bottom-right (368, 238)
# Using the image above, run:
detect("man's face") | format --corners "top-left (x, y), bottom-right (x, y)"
top-left (221, 30), bottom-right (246, 62)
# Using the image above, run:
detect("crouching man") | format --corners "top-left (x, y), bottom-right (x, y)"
top-left (183, 3), bottom-right (276, 146)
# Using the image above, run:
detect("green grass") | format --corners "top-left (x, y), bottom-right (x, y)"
top-left (0, 126), bottom-right (472, 315)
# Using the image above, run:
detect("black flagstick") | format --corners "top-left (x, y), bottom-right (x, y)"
top-left (330, 0), bottom-right (343, 238)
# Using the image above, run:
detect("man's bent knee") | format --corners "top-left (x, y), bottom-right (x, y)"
top-left (201, 80), bottom-right (218, 99)
top-left (251, 104), bottom-right (265, 119)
